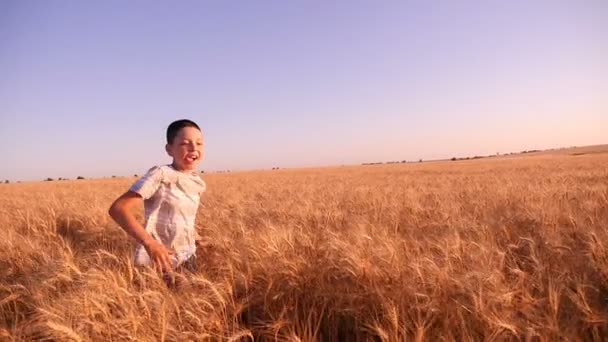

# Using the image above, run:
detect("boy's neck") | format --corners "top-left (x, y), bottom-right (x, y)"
top-left (170, 162), bottom-right (195, 174)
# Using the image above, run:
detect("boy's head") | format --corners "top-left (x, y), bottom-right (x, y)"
top-left (165, 119), bottom-right (204, 172)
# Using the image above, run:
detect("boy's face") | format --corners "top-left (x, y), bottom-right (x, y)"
top-left (166, 126), bottom-right (204, 172)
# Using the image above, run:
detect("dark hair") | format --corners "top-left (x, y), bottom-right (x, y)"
top-left (166, 119), bottom-right (200, 144)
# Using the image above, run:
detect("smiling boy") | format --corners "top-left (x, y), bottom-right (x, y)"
top-left (109, 119), bottom-right (206, 276)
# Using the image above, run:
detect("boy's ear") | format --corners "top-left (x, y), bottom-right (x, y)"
top-left (165, 143), bottom-right (173, 157)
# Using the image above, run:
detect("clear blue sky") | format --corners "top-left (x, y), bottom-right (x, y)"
top-left (1, 1), bottom-right (606, 181)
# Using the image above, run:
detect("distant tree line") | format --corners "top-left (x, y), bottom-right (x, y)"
top-left (45, 176), bottom-right (85, 181)
top-left (450, 149), bottom-right (544, 162)
top-left (362, 160), bottom-right (408, 166)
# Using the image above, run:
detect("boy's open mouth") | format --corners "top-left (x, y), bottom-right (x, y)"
top-left (185, 154), bottom-right (199, 163)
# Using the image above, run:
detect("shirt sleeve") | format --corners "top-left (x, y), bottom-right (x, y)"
top-left (129, 166), bottom-right (163, 200)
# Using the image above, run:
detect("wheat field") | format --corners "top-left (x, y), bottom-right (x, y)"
top-left (1, 148), bottom-right (608, 341)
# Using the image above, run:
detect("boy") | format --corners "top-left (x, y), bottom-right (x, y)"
top-left (109, 119), bottom-right (206, 279)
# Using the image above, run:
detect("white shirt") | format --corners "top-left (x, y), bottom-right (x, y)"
top-left (129, 164), bottom-right (206, 268)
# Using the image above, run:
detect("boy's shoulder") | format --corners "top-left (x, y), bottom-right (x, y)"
top-left (145, 164), bottom-right (181, 175)
top-left (135, 165), bottom-right (167, 181)
top-left (143, 164), bottom-right (166, 174)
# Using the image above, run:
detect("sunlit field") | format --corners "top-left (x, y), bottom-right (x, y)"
top-left (1, 147), bottom-right (607, 341)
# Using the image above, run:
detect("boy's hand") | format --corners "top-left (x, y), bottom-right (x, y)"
top-left (143, 238), bottom-right (174, 272)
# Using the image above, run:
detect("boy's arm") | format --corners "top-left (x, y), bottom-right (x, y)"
top-left (108, 191), bottom-right (174, 272)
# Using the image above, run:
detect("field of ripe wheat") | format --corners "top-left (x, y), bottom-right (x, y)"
top-left (1, 149), bottom-right (608, 341)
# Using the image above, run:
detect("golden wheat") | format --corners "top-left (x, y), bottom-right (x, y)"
top-left (1, 150), bottom-right (607, 341)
